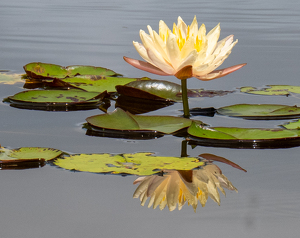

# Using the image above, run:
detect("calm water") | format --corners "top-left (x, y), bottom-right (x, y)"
top-left (1, 0), bottom-right (300, 237)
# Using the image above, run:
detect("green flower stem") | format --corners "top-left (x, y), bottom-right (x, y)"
top-left (181, 78), bottom-right (190, 118)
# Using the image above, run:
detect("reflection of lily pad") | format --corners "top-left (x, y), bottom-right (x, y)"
top-left (54, 152), bottom-right (204, 175)
top-left (188, 122), bottom-right (300, 140)
top-left (7, 89), bottom-right (103, 104)
top-left (86, 108), bottom-right (200, 134)
top-left (24, 62), bottom-right (120, 79)
top-left (0, 147), bottom-right (63, 163)
top-left (240, 85), bottom-right (300, 96)
top-left (217, 104), bottom-right (300, 119)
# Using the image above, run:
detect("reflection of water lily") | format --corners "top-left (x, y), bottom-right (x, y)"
top-left (124, 16), bottom-right (245, 81)
top-left (133, 163), bottom-right (238, 212)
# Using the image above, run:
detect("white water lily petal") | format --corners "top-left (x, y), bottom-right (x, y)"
top-left (153, 30), bottom-right (170, 63)
top-left (133, 41), bottom-right (152, 63)
top-left (189, 16), bottom-right (198, 36)
top-left (177, 49), bottom-right (198, 71)
top-left (166, 33), bottom-right (181, 70)
top-left (147, 48), bottom-right (175, 74)
top-left (159, 20), bottom-right (171, 42)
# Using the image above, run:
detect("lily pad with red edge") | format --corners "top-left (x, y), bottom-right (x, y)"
top-left (187, 122), bottom-right (300, 149)
top-left (23, 62), bottom-right (121, 79)
top-left (86, 108), bottom-right (202, 134)
top-left (0, 147), bottom-right (63, 164)
top-left (217, 104), bottom-right (300, 120)
top-left (54, 152), bottom-right (205, 176)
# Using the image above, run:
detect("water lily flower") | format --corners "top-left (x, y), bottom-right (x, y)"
top-left (124, 16), bottom-right (246, 80)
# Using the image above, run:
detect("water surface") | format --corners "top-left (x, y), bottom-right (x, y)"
top-left (1, 0), bottom-right (300, 237)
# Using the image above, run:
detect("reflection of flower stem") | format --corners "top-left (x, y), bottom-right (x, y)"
top-left (181, 139), bottom-right (188, 157)
top-left (181, 79), bottom-right (190, 118)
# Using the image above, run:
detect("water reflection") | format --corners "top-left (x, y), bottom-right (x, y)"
top-left (133, 154), bottom-right (246, 212)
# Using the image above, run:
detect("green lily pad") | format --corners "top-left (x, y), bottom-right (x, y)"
top-left (116, 79), bottom-right (183, 101)
top-left (217, 104), bottom-right (300, 119)
top-left (23, 62), bottom-right (121, 79)
top-left (0, 72), bottom-right (24, 84)
top-left (86, 108), bottom-right (200, 134)
top-left (281, 119), bottom-right (300, 129)
top-left (0, 147), bottom-right (63, 163)
top-left (54, 152), bottom-right (204, 175)
top-left (240, 85), bottom-right (300, 96)
top-left (188, 122), bottom-right (300, 140)
top-left (59, 76), bottom-right (150, 92)
top-left (7, 89), bottom-right (103, 104)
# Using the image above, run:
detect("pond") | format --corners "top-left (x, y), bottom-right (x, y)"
top-left (1, 0), bottom-right (300, 237)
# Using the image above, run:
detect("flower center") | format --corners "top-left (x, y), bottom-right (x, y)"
top-left (172, 24), bottom-right (203, 52)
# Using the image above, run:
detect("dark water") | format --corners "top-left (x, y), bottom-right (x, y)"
top-left (1, 0), bottom-right (300, 237)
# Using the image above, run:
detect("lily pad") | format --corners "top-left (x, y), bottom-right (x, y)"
top-left (116, 79), bottom-right (183, 101)
top-left (7, 89), bottom-right (103, 104)
top-left (281, 119), bottom-right (300, 129)
top-left (0, 147), bottom-right (63, 163)
top-left (59, 76), bottom-right (149, 92)
top-left (24, 62), bottom-right (121, 79)
top-left (54, 152), bottom-right (204, 175)
top-left (217, 104), bottom-right (300, 119)
top-left (0, 72), bottom-right (24, 84)
top-left (240, 85), bottom-right (300, 96)
top-left (86, 108), bottom-right (201, 134)
top-left (188, 122), bottom-right (300, 141)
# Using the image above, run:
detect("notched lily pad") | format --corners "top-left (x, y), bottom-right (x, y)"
top-left (86, 108), bottom-right (202, 134)
top-left (24, 62), bottom-right (121, 79)
top-left (187, 122), bottom-right (300, 148)
top-left (54, 152), bottom-right (205, 175)
top-left (217, 104), bottom-right (300, 120)
top-left (240, 85), bottom-right (300, 96)
top-left (0, 147), bottom-right (63, 164)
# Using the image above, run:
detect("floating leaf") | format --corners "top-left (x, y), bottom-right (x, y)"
top-left (240, 85), bottom-right (300, 96)
top-left (116, 79), bottom-right (183, 101)
top-left (217, 104), bottom-right (300, 119)
top-left (24, 62), bottom-right (120, 79)
top-left (59, 76), bottom-right (149, 92)
top-left (281, 119), bottom-right (300, 129)
top-left (86, 108), bottom-right (201, 134)
top-left (0, 147), bottom-right (63, 163)
top-left (0, 72), bottom-right (24, 84)
top-left (188, 122), bottom-right (300, 141)
top-left (54, 152), bottom-right (204, 175)
top-left (7, 89), bottom-right (103, 104)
